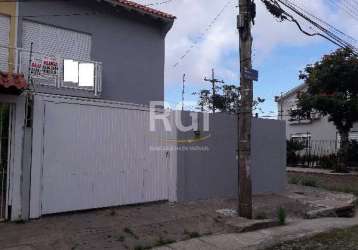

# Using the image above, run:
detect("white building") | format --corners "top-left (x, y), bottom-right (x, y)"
top-left (276, 83), bottom-right (358, 143)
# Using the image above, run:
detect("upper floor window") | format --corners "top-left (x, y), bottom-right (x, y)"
top-left (64, 59), bottom-right (95, 89)
top-left (20, 21), bottom-right (100, 93)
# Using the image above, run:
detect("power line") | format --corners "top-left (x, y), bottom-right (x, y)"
top-left (291, 0), bottom-right (357, 44)
top-left (265, 0), bottom-right (358, 52)
top-left (341, 0), bottom-right (358, 13)
top-left (284, 0), bottom-right (358, 50)
top-left (172, 0), bottom-right (233, 68)
top-left (327, 0), bottom-right (358, 22)
top-left (145, 0), bottom-right (176, 6)
top-left (340, 0), bottom-right (358, 16)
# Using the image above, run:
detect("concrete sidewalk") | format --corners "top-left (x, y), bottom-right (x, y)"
top-left (155, 211), bottom-right (358, 250)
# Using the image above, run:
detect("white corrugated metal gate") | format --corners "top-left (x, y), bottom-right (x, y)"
top-left (0, 14), bottom-right (10, 72)
top-left (30, 94), bottom-right (176, 218)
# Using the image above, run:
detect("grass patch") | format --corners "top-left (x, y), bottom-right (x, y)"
top-left (288, 175), bottom-right (301, 185)
top-left (184, 230), bottom-right (201, 238)
top-left (300, 177), bottom-right (318, 187)
top-left (154, 237), bottom-right (176, 247)
top-left (288, 172), bottom-right (358, 196)
top-left (123, 227), bottom-right (139, 239)
top-left (267, 226), bottom-right (358, 250)
top-left (289, 175), bottom-right (318, 187)
top-left (134, 245), bottom-right (151, 250)
top-left (116, 235), bottom-right (125, 242)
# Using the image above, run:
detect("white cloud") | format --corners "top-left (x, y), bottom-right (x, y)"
top-left (135, 0), bottom-right (358, 87)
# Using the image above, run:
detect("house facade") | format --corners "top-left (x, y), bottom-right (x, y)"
top-left (15, 0), bottom-right (175, 104)
top-left (0, 0), bottom-right (175, 221)
top-left (276, 84), bottom-right (358, 143)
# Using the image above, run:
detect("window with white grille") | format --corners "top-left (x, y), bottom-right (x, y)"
top-left (22, 21), bottom-right (94, 89)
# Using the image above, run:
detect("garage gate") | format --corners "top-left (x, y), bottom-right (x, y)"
top-left (29, 94), bottom-right (176, 218)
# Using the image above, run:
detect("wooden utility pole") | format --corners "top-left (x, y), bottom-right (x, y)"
top-left (204, 68), bottom-right (224, 114)
top-left (238, 0), bottom-right (256, 219)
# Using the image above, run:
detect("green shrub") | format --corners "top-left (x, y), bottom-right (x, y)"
top-left (319, 155), bottom-right (337, 170)
top-left (277, 207), bottom-right (286, 225)
top-left (348, 141), bottom-right (358, 164)
top-left (287, 140), bottom-right (306, 166)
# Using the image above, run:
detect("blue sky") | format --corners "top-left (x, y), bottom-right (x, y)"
top-left (136, 0), bottom-right (357, 116)
top-left (166, 41), bottom-right (337, 115)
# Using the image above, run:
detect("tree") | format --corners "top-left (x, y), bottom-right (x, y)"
top-left (194, 85), bottom-right (264, 114)
top-left (292, 48), bottom-right (358, 172)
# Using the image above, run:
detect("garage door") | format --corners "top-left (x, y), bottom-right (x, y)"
top-left (0, 15), bottom-right (10, 72)
top-left (39, 99), bottom-right (170, 215)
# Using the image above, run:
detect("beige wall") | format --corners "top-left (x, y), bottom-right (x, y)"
top-left (0, 2), bottom-right (17, 72)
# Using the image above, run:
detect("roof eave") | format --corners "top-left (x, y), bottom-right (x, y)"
top-left (103, 0), bottom-right (176, 23)
top-left (276, 83), bottom-right (307, 102)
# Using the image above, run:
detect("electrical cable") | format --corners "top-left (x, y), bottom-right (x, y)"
top-left (172, 0), bottom-right (234, 68)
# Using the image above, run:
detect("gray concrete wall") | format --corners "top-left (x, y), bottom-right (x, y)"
top-left (18, 0), bottom-right (172, 105)
top-left (251, 118), bottom-right (287, 194)
top-left (176, 112), bottom-right (287, 202)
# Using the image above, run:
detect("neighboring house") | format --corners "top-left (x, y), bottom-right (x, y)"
top-left (276, 83), bottom-right (358, 143)
top-left (0, 2), bottom-right (17, 74)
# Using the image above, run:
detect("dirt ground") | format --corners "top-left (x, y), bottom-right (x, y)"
top-left (0, 192), bottom-right (315, 250)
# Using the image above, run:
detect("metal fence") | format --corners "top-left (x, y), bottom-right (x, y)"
top-left (287, 139), bottom-right (358, 169)
top-left (0, 44), bottom-right (103, 96)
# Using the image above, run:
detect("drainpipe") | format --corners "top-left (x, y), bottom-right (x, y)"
top-left (20, 43), bottom-right (34, 221)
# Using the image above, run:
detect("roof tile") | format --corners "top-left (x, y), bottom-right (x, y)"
top-left (0, 71), bottom-right (28, 94)
top-left (114, 0), bottom-right (176, 20)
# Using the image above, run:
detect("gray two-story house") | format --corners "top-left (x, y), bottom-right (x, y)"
top-left (0, 0), bottom-right (175, 221)
top-left (16, 0), bottom-right (175, 104)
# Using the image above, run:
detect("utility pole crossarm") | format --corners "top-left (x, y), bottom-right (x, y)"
top-left (203, 68), bottom-right (225, 114)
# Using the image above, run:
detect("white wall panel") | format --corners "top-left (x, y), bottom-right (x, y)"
top-left (31, 94), bottom-right (175, 217)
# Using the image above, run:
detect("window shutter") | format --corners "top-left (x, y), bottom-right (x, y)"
top-left (0, 15), bottom-right (10, 72)
top-left (22, 21), bottom-right (91, 60)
